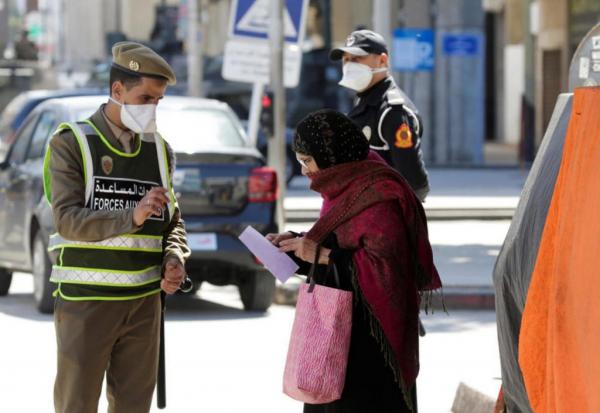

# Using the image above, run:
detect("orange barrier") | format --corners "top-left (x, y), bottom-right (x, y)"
top-left (519, 87), bottom-right (600, 412)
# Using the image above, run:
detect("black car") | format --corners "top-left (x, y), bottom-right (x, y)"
top-left (0, 95), bottom-right (279, 313)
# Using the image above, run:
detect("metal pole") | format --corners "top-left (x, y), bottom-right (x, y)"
top-left (269, 0), bottom-right (286, 232)
top-left (372, 0), bottom-right (392, 43)
top-left (187, 0), bottom-right (203, 97)
top-left (247, 82), bottom-right (265, 147)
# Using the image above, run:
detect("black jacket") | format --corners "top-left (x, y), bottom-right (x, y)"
top-left (348, 76), bottom-right (429, 200)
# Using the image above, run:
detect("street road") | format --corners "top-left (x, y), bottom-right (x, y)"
top-left (0, 219), bottom-right (507, 412)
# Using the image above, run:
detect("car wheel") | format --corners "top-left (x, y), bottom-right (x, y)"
top-left (238, 270), bottom-right (275, 312)
top-left (32, 232), bottom-right (54, 314)
top-left (0, 268), bottom-right (12, 296)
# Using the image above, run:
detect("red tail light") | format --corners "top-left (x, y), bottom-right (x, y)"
top-left (248, 166), bottom-right (278, 202)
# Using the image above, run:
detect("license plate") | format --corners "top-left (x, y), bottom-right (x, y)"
top-left (173, 168), bottom-right (201, 192)
top-left (188, 233), bottom-right (218, 251)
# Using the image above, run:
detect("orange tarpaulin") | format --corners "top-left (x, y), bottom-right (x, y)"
top-left (519, 87), bottom-right (600, 412)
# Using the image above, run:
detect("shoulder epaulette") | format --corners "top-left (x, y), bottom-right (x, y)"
top-left (385, 88), bottom-right (406, 106)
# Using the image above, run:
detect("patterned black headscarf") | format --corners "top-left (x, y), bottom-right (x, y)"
top-left (292, 109), bottom-right (370, 169)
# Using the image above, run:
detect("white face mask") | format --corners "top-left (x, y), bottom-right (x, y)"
top-left (110, 97), bottom-right (157, 134)
top-left (338, 62), bottom-right (388, 92)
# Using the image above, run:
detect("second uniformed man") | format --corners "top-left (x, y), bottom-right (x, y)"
top-left (45, 42), bottom-right (190, 412)
top-left (331, 29), bottom-right (430, 201)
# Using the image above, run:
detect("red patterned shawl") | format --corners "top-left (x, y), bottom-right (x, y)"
top-left (305, 157), bottom-right (441, 406)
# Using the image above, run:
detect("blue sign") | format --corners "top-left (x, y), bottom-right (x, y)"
top-left (229, 0), bottom-right (308, 44)
top-left (442, 34), bottom-right (480, 57)
top-left (392, 29), bottom-right (434, 72)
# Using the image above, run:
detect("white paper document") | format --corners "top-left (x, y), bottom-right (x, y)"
top-left (238, 226), bottom-right (299, 283)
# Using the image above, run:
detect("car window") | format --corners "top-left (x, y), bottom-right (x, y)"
top-left (0, 93), bottom-right (29, 136)
top-left (74, 107), bottom-right (97, 121)
top-left (157, 108), bottom-right (245, 152)
top-left (27, 111), bottom-right (57, 160)
top-left (8, 116), bottom-right (37, 164)
top-left (0, 141), bottom-right (9, 163)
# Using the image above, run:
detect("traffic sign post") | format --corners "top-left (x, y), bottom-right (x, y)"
top-left (269, 0), bottom-right (287, 233)
top-left (223, 0), bottom-right (308, 87)
top-left (222, 0), bottom-right (309, 231)
top-left (222, 39), bottom-right (303, 87)
top-left (229, 0), bottom-right (306, 43)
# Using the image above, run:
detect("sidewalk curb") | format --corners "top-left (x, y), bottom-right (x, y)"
top-left (285, 208), bottom-right (515, 222)
top-left (438, 287), bottom-right (495, 311)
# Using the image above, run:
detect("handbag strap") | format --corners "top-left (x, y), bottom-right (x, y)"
top-left (307, 244), bottom-right (322, 293)
top-left (326, 259), bottom-right (342, 288)
top-left (307, 245), bottom-right (345, 293)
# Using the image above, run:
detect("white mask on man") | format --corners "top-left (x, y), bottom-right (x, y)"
top-left (109, 97), bottom-right (157, 134)
top-left (338, 62), bottom-right (388, 92)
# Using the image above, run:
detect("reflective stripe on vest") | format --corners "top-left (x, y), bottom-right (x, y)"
top-left (43, 120), bottom-right (175, 295)
top-left (45, 122), bottom-right (95, 204)
top-left (153, 129), bottom-right (176, 220)
top-left (50, 265), bottom-right (161, 286)
top-left (48, 233), bottom-right (162, 252)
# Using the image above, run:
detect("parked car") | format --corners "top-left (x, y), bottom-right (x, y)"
top-left (0, 95), bottom-right (279, 313)
top-left (0, 88), bottom-right (105, 160)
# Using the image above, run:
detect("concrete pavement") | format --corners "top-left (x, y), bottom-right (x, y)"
top-left (0, 273), bottom-right (500, 413)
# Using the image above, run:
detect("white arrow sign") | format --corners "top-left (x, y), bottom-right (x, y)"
top-left (236, 0), bottom-right (298, 38)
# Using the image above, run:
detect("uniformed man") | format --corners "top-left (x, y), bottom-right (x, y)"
top-left (44, 42), bottom-right (190, 413)
top-left (15, 30), bottom-right (38, 60)
top-left (331, 29), bottom-right (430, 201)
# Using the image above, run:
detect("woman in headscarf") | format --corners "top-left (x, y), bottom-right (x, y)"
top-left (268, 109), bottom-right (442, 413)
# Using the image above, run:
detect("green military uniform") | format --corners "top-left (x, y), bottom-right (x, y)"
top-left (46, 42), bottom-right (189, 413)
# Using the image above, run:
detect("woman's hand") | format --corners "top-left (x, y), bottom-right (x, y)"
top-left (266, 231), bottom-right (296, 247)
top-left (279, 237), bottom-right (330, 265)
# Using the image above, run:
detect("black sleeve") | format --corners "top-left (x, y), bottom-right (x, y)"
top-left (329, 247), bottom-right (353, 267)
top-left (286, 246), bottom-right (354, 281)
top-left (380, 105), bottom-right (429, 192)
top-left (328, 247), bottom-right (355, 290)
top-left (287, 252), bottom-right (314, 275)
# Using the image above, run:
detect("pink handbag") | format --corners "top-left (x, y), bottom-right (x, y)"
top-left (283, 257), bottom-right (353, 404)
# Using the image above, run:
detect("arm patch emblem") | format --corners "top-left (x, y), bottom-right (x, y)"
top-left (395, 124), bottom-right (413, 148)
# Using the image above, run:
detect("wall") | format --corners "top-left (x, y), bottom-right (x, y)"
top-left (120, 0), bottom-right (179, 42)
top-left (503, 0), bottom-right (526, 145)
top-left (0, 0), bottom-right (8, 54)
top-left (61, 0), bottom-right (106, 67)
top-left (330, 0), bottom-right (372, 45)
top-left (504, 44), bottom-right (524, 144)
top-left (535, 0), bottom-right (567, 146)
top-left (434, 0), bottom-right (486, 164)
top-left (395, 0), bottom-right (435, 162)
